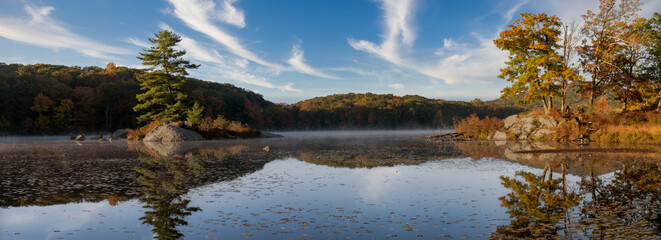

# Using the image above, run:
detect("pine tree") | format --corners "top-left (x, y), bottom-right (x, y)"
top-left (186, 101), bottom-right (204, 125)
top-left (133, 30), bottom-right (199, 123)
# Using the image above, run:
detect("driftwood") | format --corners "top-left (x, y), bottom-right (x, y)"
top-left (426, 133), bottom-right (467, 141)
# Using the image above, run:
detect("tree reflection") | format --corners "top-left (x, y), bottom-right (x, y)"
top-left (578, 163), bottom-right (661, 238)
top-left (491, 163), bottom-right (582, 239)
top-left (493, 161), bottom-right (661, 239)
top-left (135, 154), bottom-right (202, 240)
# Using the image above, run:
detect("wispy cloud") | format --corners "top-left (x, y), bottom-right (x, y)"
top-left (0, 5), bottom-right (130, 59)
top-left (287, 43), bottom-right (338, 79)
top-left (158, 23), bottom-right (225, 64)
top-left (167, 0), bottom-right (277, 68)
top-left (504, 0), bottom-right (529, 22)
top-left (349, 0), bottom-right (507, 84)
top-left (125, 37), bottom-right (151, 49)
top-left (348, 0), bottom-right (417, 65)
top-left (388, 83), bottom-right (404, 89)
top-left (218, 0), bottom-right (246, 28)
top-left (157, 25), bottom-right (298, 92)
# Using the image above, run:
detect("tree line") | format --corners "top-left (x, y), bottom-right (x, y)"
top-left (0, 62), bottom-right (525, 135)
top-left (495, 0), bottom-right (661, 113)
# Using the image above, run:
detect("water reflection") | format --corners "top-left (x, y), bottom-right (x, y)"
top-left (135, 155), bottom-right (202, 239)
top-left (491, 168), bottom-right (582, 239)
top-left (491, 161), bottom-right (661, 239)
top-left (2, 135), bottom-right (661, 239)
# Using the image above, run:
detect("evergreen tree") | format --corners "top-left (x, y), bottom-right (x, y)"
top-left (186, 101), bottom-right (204, 125)
top-left (133, 30), bottom-right (199, 123)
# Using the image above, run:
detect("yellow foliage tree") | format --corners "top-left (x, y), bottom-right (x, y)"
top-left (494, 12), bottom-right (564, 113)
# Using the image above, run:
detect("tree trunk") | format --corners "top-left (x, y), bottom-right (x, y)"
top-left (562, 163), bottom-right (566, 197)
top-left (561, 87), bottom-right (567, 113)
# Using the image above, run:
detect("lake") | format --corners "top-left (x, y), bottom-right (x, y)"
top-left (1, 130), bottom-right (660, 239)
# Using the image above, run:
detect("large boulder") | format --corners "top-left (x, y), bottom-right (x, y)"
top-left (110, 129), bottom-right (128, 140)
top-left (538, 116), bottom-right (558, 128)
top-left (143, 124), bottom-right (204, 142)
top-left (504, 115), bottom-right (519, 129)
top-left (74, 134), bottom-right (85, 141)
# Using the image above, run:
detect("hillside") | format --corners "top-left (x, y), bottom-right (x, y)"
top-left (0, 62), bottom-right (527, 134)
top-left (288, 93), bottom-right (525, 129)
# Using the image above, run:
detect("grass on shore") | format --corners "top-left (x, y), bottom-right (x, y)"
top-left (127, 116), bottom-right (260, 140)
top-left (453, 97), bottom-right (661, 144)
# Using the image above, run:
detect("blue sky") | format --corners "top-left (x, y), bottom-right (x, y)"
top-left (0, 0), bottom-right (659, 103)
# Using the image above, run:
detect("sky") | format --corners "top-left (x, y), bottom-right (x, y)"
top-left (0, 0), bottom-right (659, 103)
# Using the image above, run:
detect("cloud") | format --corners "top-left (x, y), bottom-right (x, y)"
top-left (158, 26), bottom-right (298, 92)
top-left (211, 66), bottom-right (301, 92)
top-left (125, 37), bottom-right (151, 49)
top-left (218, 0), bottom-right (246, 28)
top-left (348, 0), bottom-right (510, 84)
top-left (503, 0), bottom-right (529, 22)
top-left (421, 34), bottom-right (507, 84)
top-left (388, 83), bottom-right (404, 89)
top-left (287, 43), bottom-right (338, 79)
top-left (0, 5), bottom-right (130, 59)
top-left (167, 0), bottom-right (277, 68)
top-left (348, 0), bottom-right (417, 65)
top-left (158, 23), bottom-right (225, 64)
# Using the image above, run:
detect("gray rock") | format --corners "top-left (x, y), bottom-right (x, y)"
top-left (520, 117), bottom-right (536, 135)
top-left (110, 129), bottom-right (128, 140)
top-left (74, 134), bottom-right (85, 141)
top-left (143, 124), bottom-right (204, 142)
top-left (508, 117), bottom-right (535, 137)
top-left (504, 115), bottom-right (519, 129)
top-left (144, 141), bottom-right (202, 156)
top-left (538, 116), bottom-right (558, 128)
top-left (493, 131), bottom-right (507, 141)
top-left (90, 135), bottom-right (102, 140)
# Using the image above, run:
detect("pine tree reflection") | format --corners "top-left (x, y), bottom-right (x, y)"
top-left (135, 154), bottom-right (202, 240)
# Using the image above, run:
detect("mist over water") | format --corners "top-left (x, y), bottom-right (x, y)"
top-left (1, 130), bottom-right (660, 239)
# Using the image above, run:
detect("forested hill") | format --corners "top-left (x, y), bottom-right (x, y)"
top-left (290, 93), bottom-right (524, 129)
top-left (0, 62), bottom-right (273, 134)
top-left (0, 62), bottom-right (526, 134)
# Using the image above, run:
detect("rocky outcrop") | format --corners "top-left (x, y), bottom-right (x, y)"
top-left (143, 124), bottom-right (204, 142)
top-left (110, 129), bottom-right (128, 140)
top-left (499, 114), bottom-right (569, 141)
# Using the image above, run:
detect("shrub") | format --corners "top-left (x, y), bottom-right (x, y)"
top-left (195, 116), bottom-right (261, 139)
top-left (454, 114), bottom-right (503, 139)
top-left (127, 119), bottom-right (161, 140)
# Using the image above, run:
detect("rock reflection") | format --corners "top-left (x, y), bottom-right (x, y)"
top-left (143, 141), bottom-right (203, 157)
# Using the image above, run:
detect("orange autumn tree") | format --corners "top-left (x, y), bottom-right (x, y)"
top-left (494, 12), bottom-right (565, 113)
top-left (579, 0), bottom-right (642, 106)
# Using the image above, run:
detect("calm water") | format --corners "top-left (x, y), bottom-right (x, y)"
top-left (1, 130), bottom-right (660, 239)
